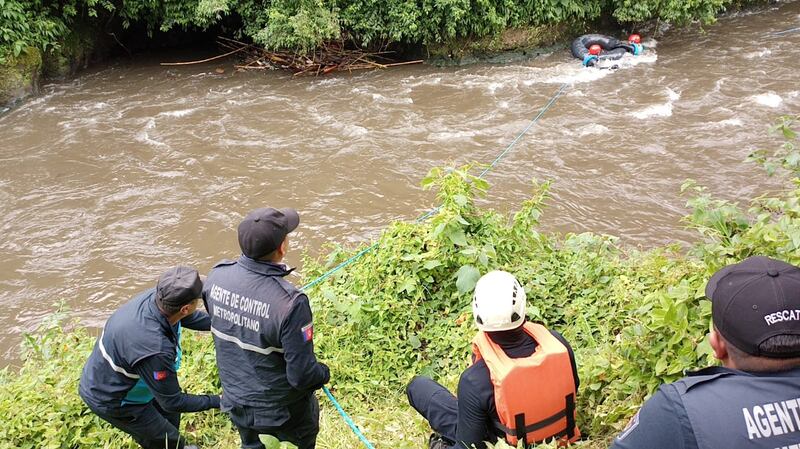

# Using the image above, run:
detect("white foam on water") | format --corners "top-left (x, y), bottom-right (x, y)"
top-left (639, 144), bottom-right (666, 155)
top-left (219, 138), bottom-right (266, 148)
top-left (135, 118), bottom-right (169, 148)
top-left (158, 108), bottom-right (199, 118)
top-left (540, 63), bottom-right (612, 84)
top-left (667, 88), bottom-right (680, 101)
top-left (711, 118), bottom-right (744, 128)
top-left (576, 124), bottom-right (610, 137)
top-left (631, 103), bottom-right (672, 119)
top-left (788, 91), bottom-right (799, 99)
top-left (487, 82), bottom-right (504, 94)
top-left (370, 93), bottom-right (413, 104)
top-left (147, 169), bottom-right (185, 178)
top-left (429, 130), bottom-right (478, 141)
top-left (308, 77), bottom-right (347, 90)
top-left (743, 49), bottom-right (772, 59)
top-left (630, 88), bottom-right (680, 119)
top-left (339, 123), bottom-right (369, 137)
top-left (403, 76), bottom-right (442, 88)
top-left (351, 86), bottom-right (413, 104)
top-left (539, 52), bottom-right (658, 85)
top-left (498, 101), bottom-right (510, 109)
top-left (752, 92), bottom-right (783, 108)
top-left (77, 102), bottom-right (110, 112)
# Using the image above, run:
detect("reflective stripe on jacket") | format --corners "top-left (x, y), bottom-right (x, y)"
top-left (203, 256), bottom-right (329, 409)
top-left (80, 289), bottom-right (182, 408)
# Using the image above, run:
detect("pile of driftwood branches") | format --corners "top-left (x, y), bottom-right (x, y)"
top-left (162, 36), bottom-right (422, 76)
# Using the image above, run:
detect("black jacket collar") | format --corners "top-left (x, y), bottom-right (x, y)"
top-left (145, 290), bottom-right (178, 340)
top-left (237, 255), bottom-right (295, 277)
top-left (688, 365), bottom-right (800, 378)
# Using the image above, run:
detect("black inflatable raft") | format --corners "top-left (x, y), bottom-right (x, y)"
top-left (571, 34), bottom-right (641, 67)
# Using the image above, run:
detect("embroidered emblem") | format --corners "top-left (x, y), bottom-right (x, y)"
top-left (301, 323), bottom-right (314, 342)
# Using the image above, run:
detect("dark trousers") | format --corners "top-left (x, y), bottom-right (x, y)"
top-left (86, 400), bottom-right (184, 449)
top-left (406, 376), bottom-right (460, 444)
top-left (227, 395), bottom-right (320, 449)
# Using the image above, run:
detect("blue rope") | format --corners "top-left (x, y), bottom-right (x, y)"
top-left (306, 82), bottom-right (570, 448)
top-left (301, 243), bottom-right (379, 291)
top-left (478, 82), bottom-right (568, 179)
top-left (323, 386), bottom-right (378, 449)
top-left (300, 82), bottom-right (568, 293)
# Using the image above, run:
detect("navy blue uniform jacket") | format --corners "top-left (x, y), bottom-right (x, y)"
top-left (79, 288), bottom-right (220, 413)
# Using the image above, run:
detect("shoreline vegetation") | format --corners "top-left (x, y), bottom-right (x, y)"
top-left (1, 115), bottom-right (799, 448)
top-left (0, 0), bottom-right (773, 106)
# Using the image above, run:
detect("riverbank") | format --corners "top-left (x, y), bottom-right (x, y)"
top-left (1, 0), bottom-right (797, 365)
top-left (0, 0), bottom-right (779, 108)
top-left (2, 114), bottom-right (798, 448)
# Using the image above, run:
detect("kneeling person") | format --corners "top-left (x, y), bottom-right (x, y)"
top-left (79, 266), bottom-right (221, 449)
top-left (407, 270), bottom-right (580, 449)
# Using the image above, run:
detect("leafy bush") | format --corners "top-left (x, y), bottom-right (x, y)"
top-left (3, 118), bottom-right (798, 449)
top-left (0, 0), bottom-right (111, 62)
top-left (0, 0), bottom-right (765, 59)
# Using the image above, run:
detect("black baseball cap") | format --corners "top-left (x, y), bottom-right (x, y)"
top-left (237, 207), bottom-right (300, 259)
top-left (706, 256), bottom-right (800, 358)
top-left (156, 266), bottom-right (203, 309)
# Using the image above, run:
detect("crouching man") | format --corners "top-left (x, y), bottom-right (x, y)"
top-left (79, 266), bottom-right (221, 449)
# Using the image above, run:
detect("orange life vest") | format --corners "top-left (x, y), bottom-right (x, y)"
top-left (471, 322), bottom-right (580, 447)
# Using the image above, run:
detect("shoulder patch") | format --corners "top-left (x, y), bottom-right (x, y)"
top-left (616, 410), bottom-right (640, 441)
top-left (153, 370), bottom-right (169, 381)
top-left (301, 323), bottom-right (314, 342)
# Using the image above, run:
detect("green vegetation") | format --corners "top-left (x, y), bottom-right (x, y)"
top-left (1, 115), bottom-right (798, 449)
top-left (0, 45), bottom-right (41, 104)
top-left (0, 0), bottom-right (767, 59)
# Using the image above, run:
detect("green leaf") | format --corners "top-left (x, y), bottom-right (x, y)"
top-left (447, 227), bottom-right (468, 246)
top-left (455, 265), bottom-right (481, 294)
top-left (423, 259), bottom-right (443, 270)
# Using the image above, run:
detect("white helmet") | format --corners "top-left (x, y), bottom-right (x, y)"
top-left (472, 270), bottom-right (526, 332)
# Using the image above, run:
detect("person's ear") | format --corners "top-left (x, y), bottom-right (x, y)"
top-left (279, 238), bottom-right (288, 257)
top-left (180, 302), bottom-right (193, 317)
top-left (709, 329), bottom-right (728, 361)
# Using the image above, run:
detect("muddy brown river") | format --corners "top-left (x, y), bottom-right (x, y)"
top-left (1, 2), bottom-right (799, 364)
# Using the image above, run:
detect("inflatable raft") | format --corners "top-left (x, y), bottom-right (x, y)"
top-left (571, 34), bottom-right (643, 67)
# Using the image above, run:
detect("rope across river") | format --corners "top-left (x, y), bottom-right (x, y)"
top-left (302, 82), bottom-right (570, 448)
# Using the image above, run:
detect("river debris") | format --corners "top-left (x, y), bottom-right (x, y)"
top-left (160, 36), bottom-right (422, 76)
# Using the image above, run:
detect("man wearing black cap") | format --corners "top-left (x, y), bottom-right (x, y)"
top-left (611, 256), bottom-right (800, 449)
top-left (203, 207), bottom-right (329, 449)
top-left (79, 266), bottom-right (221, 449)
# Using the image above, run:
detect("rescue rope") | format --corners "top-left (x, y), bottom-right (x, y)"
top-left (300, 82), bottom-right (568, 292)
top-left (323, 386), bottom-right (378, 449)
top-left (303, 81), bottom-right (570, 448)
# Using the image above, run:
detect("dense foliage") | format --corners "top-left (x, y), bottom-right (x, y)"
top-left (1, 116), bottom-right (798, 449)
top-left (0, 0), bottom-right (111, 62)
top-left (1, 0), bottom-right (764, 59)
